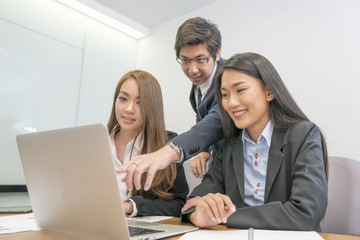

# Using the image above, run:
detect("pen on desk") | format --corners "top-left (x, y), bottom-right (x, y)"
top-left (248, 227), bottom-right (254, 240)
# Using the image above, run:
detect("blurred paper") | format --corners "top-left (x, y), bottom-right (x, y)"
top-left (128, 216), bottom-right (174, 223)
top-left (0, 213), bottom-right (40, 234)
top-left (179, 229), bottom-right (324, 240)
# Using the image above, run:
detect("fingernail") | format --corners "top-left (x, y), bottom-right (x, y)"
top-left (222, 218), bottom-right (227, 223)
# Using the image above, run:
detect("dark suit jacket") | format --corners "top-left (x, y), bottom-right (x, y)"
top-left (130, 131), bottom-right (189, 217)
top-left (130, 163), bottom-right (189, 217)
top-left (182, 122), bottom-right (328, 231)
top-left (172, 58), bottom-right (226, 159)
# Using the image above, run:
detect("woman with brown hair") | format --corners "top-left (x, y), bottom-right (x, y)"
top-left (107, 70), bottom-right (188, 217)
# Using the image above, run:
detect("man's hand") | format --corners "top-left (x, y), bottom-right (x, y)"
top-left (188, 193), bottom-right (236, 228)
top-left (191, 152), bottom-right (211, 177)
top-left (117, 145), bottom-right (178, 191)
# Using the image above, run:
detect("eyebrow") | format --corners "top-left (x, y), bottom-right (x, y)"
top-left (180, 53), bottom-right (207, 59)
top-left (119, 91), bottom-right (140, 99)
top-left (221, 81), bottom-right (246, 91)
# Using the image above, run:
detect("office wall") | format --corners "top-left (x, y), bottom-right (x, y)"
top-left (137, 0), bottom-right (360, 161)
top-left (0, 0), bottom-right (138, 184)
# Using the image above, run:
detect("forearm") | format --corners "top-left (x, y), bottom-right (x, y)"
top-left (226, 199), bottom-right (324, 231)
top-left (171, 105), bottom-right (223, 160)
top-left (131, 195), bottom-right (185, 217)
top-left (131, 164), bottom-right (188, 217)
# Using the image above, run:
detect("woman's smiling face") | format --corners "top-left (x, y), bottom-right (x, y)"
top-left (220, 69), bottom-right (274, 142)
top-left (115, 78), bottom-right (143, 136)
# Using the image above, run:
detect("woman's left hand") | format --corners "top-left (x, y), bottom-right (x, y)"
top-left (123, 201), bottom-right (133, 214)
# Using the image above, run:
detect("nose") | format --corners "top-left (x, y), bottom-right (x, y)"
top-left (228, 94), bottom-right (239, 108)
top-left (188, 61), bottom-right (199, 75)
top-left (125, 101), bottom-right (135, 113)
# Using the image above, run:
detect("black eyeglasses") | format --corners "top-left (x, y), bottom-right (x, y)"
top-left (176, 55), bottom-right (211, 65)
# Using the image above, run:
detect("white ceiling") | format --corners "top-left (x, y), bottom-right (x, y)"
top-left (92, 0), bottom-right (218, 28)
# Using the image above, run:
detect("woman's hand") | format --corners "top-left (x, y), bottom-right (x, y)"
top-left (123, 201), bottom-right (133, 215)
top-left (182, 196), bottom-right (202, 212)
top-left (188, 193), bottom-right (236, 228)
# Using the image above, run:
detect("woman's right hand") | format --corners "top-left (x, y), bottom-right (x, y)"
top-left (189, 193), bottom-right (236, 228)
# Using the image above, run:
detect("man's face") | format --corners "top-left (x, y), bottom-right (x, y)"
top-left (178, 44), bottom-right (220, 86)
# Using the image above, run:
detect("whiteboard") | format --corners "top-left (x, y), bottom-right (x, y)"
top-left (0, 19), bottom-right (83, 184)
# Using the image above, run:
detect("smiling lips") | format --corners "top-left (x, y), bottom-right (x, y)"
top-left (121, 115), bottom-right (136, 123)
top-left (190, 75), bottom-right (202, 83)
top-left (232, 109), bottom-right (247, 118)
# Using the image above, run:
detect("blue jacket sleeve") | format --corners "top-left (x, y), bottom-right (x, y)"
top-left (171, 104), bottom-right (224, 160)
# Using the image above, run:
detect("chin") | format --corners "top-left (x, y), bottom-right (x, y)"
top-left (234, 122), bottom-right (246, 130)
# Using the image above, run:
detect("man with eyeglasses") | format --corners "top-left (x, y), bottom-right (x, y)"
top-left (120, 17), bottom-right (225, 193)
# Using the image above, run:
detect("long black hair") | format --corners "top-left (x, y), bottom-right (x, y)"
top-left (214, 52), bottom-right (328, 179)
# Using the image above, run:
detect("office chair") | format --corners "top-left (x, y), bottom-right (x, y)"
top-left (183, 158), bottom-right (203, 195)
top-left (320, 156), bottom-right (360, 236)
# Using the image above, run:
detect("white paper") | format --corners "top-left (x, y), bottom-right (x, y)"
top-left (179, 230), bottom-right (247, 240)
top-left (179, 229), bottom-right (324, 240)
top-left (127, 215), bottom-right (174, 223)
top-left (0, 213), bottom-right (40, 234)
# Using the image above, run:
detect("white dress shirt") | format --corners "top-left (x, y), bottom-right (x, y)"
top-left (109, 130), bottom-right (143, 216)
top-left (194, 64), bottom-right (217, 107)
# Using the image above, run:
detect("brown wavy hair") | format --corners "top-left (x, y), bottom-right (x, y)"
top-left (107, 70), bottom-right (176, 199)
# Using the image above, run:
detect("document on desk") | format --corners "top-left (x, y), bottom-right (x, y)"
top-left (128, 216), bottom-right (174, 223)
top-left (0, 213), bottom-right (40, 234)
top-left (179, 229), bottom-right (324, 240)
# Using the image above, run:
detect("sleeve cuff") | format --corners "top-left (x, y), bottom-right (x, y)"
top-left (128, 198), bottom-right (138, 217)
top-left (180, 207), bottom-right (196, 225)
top-left (167, 141), bottom-right (184, 163)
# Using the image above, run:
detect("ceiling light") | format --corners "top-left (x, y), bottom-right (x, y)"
top-left (57, 0), bottom-right (149, 39)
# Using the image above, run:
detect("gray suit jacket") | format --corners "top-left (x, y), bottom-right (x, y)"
top-left (172, 58), bottom-right (226, 159)
top-left (182, 122), bottom-right (328, 231)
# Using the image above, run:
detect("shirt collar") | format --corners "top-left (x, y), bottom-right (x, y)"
top-left (198, 63), bottom-right (217, 94)
top-left (131, 131), bottom-right (143, 154)
top-left (242, 120), bottom-right (274, 147)
top-left (110, 130), bottom-right (143, 156)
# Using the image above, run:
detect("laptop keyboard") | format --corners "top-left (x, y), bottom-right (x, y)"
top-left (128, 226), bottom-right (165, 237)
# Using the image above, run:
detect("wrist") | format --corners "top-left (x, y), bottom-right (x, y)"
top-left (166, 142), bottom-right (184, 163)
top-left (189, 212), bottom-right (196, 224)
top-left (125, 200), bottom-right (133, 214)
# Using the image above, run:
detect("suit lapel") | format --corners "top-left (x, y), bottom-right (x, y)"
top-left (231, 135), bottom-right (245, 202)
top-left (264, 128), bottom-right (285, 202)
top-left (189, 85), bottom-right (197, 112)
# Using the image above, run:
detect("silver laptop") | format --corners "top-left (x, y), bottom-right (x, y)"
top-left (16, 123), bottom-right (197, 240)
top-left (0, 191), bottom-right (32, 213)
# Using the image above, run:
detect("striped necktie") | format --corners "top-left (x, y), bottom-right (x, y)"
top-left (197, 87), bottom-right (202, 109)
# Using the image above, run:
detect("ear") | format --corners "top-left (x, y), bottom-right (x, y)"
top-left (265, 87), bottom-right (274, 102)
top-left (215, 49), bottom-right (221, 62)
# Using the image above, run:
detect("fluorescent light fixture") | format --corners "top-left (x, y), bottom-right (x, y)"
top-left (57, 0), bottom-right (149, 39)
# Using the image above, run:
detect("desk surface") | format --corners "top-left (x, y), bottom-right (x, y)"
top-left (0, 215), bottom-right (359, 240)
